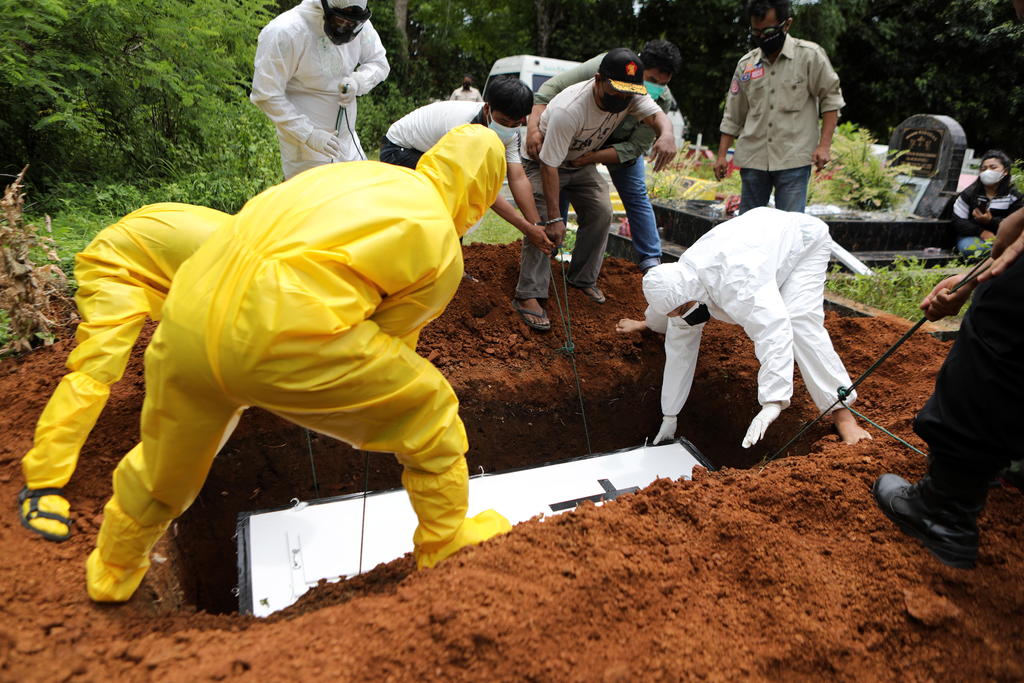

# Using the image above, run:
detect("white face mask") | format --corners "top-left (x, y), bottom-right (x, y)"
top-left (487, 119), bottom-right (518, 144)
top-left (979, 168), bottom-right (1005, 186)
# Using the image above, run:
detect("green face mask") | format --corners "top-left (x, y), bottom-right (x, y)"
top-left (644, 81), bottom-right (665, 99)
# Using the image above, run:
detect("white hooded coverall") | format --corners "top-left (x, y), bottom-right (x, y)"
top-left (251, 0), bottom-right (390, 179)
top-left (643, 207), bottom-right (857, 418)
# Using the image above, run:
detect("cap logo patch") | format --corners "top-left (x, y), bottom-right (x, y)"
top-left (625, 62), bottom-right (637, 76)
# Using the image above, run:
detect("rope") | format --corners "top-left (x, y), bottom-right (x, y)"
top-left (304, 428), bottom-right (321, 498)
top-left (840, 403), bottom-right (926, 456)
top-left (549, 245), bottom-right (593, 455)
top-left (763, 258), bottom-right (992, 464)
top-left (358, 449), bottom-right (369, 574)
top-left (333, 105), bottom-right (366, 162)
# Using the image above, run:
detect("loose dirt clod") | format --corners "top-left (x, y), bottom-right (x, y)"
top-left (0, 243), bottom-right (1021, 680)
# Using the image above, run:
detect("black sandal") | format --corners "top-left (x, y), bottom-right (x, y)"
top-left (18, 487), bottom-right (72, 542)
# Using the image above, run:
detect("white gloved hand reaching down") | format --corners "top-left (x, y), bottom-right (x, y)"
top-left (653, 415), bottom-right (677, 445)
top-left (741, 402), bottom-right (784, 449)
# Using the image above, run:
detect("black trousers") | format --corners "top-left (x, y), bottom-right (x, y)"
top-left (914, 251), bottom-right (1024, 484)
top-left (379, 137), bottom-right (423, 169)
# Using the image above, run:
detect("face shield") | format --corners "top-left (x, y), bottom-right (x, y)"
top-left (320, 0), bottom-right (372, 45)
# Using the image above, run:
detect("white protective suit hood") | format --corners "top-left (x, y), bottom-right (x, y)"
top-left (416, 124), bottom-right (507, 236)
top-left (642, 261), bottom-right (706, 317)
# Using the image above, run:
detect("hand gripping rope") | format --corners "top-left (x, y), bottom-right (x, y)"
top-left (762, 257), bottom-right (992, 465)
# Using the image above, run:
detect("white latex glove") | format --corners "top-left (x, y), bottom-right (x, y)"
top-left (653, 415), bottom-right (677, 445)
top-left (337, 76), bottom-right (358, 106)
top-left (741, 402), bottom-right (784, 449)
top-left (305, 129), bottom-right (342, 158)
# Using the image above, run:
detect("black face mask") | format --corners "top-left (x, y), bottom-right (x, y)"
top-left (320, 0), bottom-right (372, 45)
top-left (600, 91), bottom-right (631, 113)
top-left (751, 28), bottom-right (787, 55)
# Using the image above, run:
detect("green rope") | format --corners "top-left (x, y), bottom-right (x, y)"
top-left (549, 245), bottom-right (592, 455)
top-left (763, 258), bottom-right (992, 464)
top-left (840, 403), bottom-right (926, 456)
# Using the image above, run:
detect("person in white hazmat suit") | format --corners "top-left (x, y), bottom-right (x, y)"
top-left (251, 0), bottom-right (389, 179)
top-left (617, 207), bottom-right (871, 448)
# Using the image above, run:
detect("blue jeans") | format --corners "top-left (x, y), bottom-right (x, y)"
top-left (608, 160), bottom-right (661, 270)
top-left (956, 235), bottom-right (988, 254)
top-left (740, 165), bottom-right (812, 214)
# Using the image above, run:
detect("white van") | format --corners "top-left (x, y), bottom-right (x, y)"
top-left (484, 55), bottom-right (581, 95)
top-left (483, 54), bottom-right (686, 146)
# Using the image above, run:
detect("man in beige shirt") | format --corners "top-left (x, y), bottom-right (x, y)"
top-left (713, 0), bottom-right (844, 214)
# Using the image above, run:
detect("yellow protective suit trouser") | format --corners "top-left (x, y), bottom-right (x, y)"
top-left (87, 314), bottom-right (510, 602)
top-left (22, 274), bottom-right (151, 490)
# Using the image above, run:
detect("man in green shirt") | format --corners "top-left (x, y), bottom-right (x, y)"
top-left (713, 0), bottom-right (844, 214)
top-left (526, 40), bottom-right (682, 274)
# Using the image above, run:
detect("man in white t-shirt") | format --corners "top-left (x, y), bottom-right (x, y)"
top-left (513, 48), bottom-right (676, 331)
top-left (382, 77), bottom-right (550, 253)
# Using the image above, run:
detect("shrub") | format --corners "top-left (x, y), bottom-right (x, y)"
top-left (808, 123), bottom-right (915, 210)
top-left (0, 169), bottom-right (74, 355)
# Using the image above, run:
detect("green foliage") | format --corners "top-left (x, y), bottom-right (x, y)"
top-left (355, 81), bottom-right (420, 155)
top-left (826, 256), bottom-right (973, 321)
top-left (0, 308), bottom-right (10, 351)
top-left (808, 123), bottom-right (914, 210)
top-left (0, 0), bottom-right (274, 190)
top-left (833, 0), bottom-right (1024, 162)
top-left (647, 143), bottom-right (741, 201)
top-left (463, 210), bottom-right (524, 245)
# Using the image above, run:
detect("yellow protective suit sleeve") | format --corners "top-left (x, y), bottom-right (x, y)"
top-left (88, 126), bottom-right (509, 601)
top-left (21, 204), bottom-right (228, 493)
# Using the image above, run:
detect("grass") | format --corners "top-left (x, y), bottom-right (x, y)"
top-left (826, 256), bottom-right (975, 322)
top-left (462, 210), bottom-right (522, 245)
top-left (463, 210), bottom-right (579, 252)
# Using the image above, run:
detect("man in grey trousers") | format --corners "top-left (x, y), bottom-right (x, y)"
top-left (512, 48), bottom-right (675, 331)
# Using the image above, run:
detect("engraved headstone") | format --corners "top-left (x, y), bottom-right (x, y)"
top-left (889, 115), bottom-right (967, 217)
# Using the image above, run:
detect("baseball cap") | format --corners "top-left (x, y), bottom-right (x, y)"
top-left (599, 48), bottom-right (647, 96)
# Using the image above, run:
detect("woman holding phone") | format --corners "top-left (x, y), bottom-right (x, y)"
top-left (950, 150), bottom-right (1022, 254)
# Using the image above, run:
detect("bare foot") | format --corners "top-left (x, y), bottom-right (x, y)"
top-left (833, 408), bottom-right (872, 444)
top-left (616, 318), bottom-right (646, 334)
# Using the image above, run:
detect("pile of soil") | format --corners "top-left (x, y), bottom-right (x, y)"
top-left (0, 243), bottom-right (1020, 680)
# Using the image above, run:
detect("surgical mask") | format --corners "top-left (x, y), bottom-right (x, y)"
top-left (752, 29), bottom-right (786, 56)
top-left (487, 119), bottom-right (518, 144)
top-left (979, 169), bottom-right (1005, 186)
top-left (600, 92), bottom-right (631, 113)
top-left (644, 81), bottom-right (665, 99)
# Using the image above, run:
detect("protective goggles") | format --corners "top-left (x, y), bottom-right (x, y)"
top-left (320, 0), bottom-right (372, 45)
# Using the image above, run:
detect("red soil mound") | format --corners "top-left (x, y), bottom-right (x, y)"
top-left (0, 243), bottom-right (1020, 680)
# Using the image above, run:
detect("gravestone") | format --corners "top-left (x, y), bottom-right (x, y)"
top-left (888, 114), bottom-right (967, 218)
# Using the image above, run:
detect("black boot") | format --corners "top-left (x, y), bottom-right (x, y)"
top-left (872, 473), bottom-right (986, 569)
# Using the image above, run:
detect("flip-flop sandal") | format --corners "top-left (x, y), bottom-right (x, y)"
top-left (570, 284), bottom-right (606, 304)
top-left (18, 487), bottom-right (72, 542)
top-left (511, 299), bottom-right (551, 332)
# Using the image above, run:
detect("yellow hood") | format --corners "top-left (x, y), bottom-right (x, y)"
top-left (416, 124), bottom-right (506, 236)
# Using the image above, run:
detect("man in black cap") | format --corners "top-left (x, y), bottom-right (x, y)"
top-left (512, 48), bottom-right (675, 331)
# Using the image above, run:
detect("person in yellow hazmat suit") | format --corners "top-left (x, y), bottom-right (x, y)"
top-left (19, 204), bottom-right (230, 542)
top-left (86, 125), bottom-right (513, 602)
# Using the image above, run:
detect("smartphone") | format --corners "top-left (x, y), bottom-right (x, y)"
top-left (977, 196), bottom-right (991, 212)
